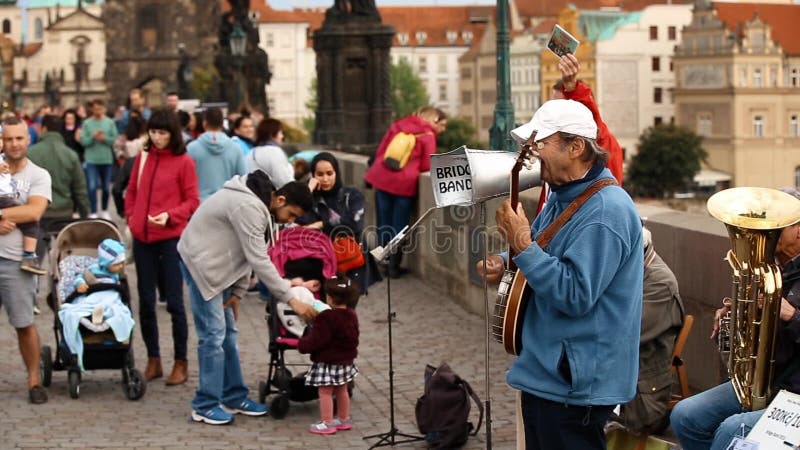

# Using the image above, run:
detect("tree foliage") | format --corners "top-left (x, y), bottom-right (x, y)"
top-left (191, 63), bottom-right (219, 102)
top-left (391, 59), bottom-right (429, 119)
top-left (436, 116), bottom-right (481, 153)
top-left (628, 124), bottom-right (707, 197)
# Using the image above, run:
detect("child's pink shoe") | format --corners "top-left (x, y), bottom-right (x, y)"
top-left (309, 421), bottom-right (337, 435)
top-left (332, 418), bottom-right (352, 431)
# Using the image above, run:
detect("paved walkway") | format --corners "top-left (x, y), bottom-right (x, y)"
top-left (0, 268), bottom-right (519, 449)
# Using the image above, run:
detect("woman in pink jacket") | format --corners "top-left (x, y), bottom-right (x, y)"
top-left (364, 107), bottom-right (446, 277)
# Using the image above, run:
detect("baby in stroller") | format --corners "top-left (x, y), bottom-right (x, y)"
top-left (41, 220), bottom-right (144, 400)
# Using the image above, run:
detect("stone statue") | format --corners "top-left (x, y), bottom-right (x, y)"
top-left (326, 0), bottom-right (380, 21)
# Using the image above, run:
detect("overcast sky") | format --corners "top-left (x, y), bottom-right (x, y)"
top-left (268, 0), bottom-right (495, 9)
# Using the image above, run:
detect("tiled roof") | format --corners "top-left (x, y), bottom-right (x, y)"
top-left (713, 2), bottom-right (800, 55)
top-left (517, 0), bottom-right (691, 18)
top-left (380, 5), bottom-right (493, 47)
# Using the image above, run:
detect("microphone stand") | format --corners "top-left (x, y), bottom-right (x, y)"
top-left (363, 208), bottom-right (436, 449)
top-left (481, 202), bottom-right (493, 449)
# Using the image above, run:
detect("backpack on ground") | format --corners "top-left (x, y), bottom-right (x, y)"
top-left (415, 363), bottom-right (483, 449)
top-left (383, 131), bottom-right (431, 171)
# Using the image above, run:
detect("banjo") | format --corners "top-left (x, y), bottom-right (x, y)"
top-left (491, 148), bottom-right (616, 356)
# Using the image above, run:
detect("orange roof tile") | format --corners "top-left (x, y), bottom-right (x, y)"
top-left (713, 2), bottom-right (800, 55)
top-left (380, 5), bottom-right (493, 47)
top-left (532, 18), bottom-right (557, 35)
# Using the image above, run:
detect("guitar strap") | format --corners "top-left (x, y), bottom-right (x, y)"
top-left (535, 178), bottom-right (618, 248)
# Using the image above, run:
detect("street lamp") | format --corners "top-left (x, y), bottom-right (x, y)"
top-left (489, 0), bottom-right (515, 152)
top-left (229, 22), bottom-right (247, 110)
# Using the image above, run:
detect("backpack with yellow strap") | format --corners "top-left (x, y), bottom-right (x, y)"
top-left (383, 131), bottom-right (432, 171)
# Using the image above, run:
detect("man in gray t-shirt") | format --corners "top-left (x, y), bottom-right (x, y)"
top-left (0, 118), bottom-right (51, 404)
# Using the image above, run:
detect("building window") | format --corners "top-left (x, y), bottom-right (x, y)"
top-left (791, 115), bottom-right (799, 137)
top-left (446, 30), bottom-right (458, 45)
top-left (791, 68), bottom-right (799, 87)
top-left (753, 115), bottom-right (764, 137)
top-left (461, 67), bottom-right (471, 79)
top-left (651, 56), bottom-right (660, 72)
top-left (438, 55), bottom-right (447, 74)
top-left (670, 59), bottom-right (674, 72)
top-left (137, 5), bottom-right (159, 51)
top-left (418, 56), bottom-right (427, 73)
top-left (2, 19), bottom-right (9, 35)
top-left (697, 113), bottom-right (712, 136)
top-left (399, 55), bottom-right (409, 64)
top-left (481, 115), bottom-right (493, 128)
top-left (397, 33), bottom-right (409, 45)
top-left (481, 89), bottom-right (495, 104)
top-left (795, 166), bottom-right (800, 188)
top-left (739, 67), bottom-right (747, 87)
top-left (654, 116), bottom-right (663, 126)
top-left (668, 26), bottom-right (677, 40)
top-left (480, 66), bottom-right (494, 78)
top-left (34, 17), bottom-right (43, 40)
top-left (653, 87), bottom-right (663, 104)
top-left (462, 91), bottom-right (472, 105)
top-left (754, 68), bottom-right (762, 87)
top-left (265, 33), bottom-right (274, 47)
top-left (438, 82), bottom-right (447, 101)
top-left (649, 26), bottom-right (658, 40)
top-left (416, 31), bottom-right (427, 45)
top-left (462, 31), bottom-right (473, 45)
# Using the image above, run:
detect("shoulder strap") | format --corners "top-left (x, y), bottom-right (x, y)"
top-left (136, 150), bottom-right (149, 190)
top-left (536, 178), bottom-right (617, 248)
top-left (460, 378), bottom-right (484, 436)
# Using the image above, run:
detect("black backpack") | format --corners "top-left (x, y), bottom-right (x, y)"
top-left (415, 363), bottom-right (483, 449)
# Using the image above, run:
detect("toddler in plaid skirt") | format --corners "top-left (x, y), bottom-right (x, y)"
top-left (298, 272), bottom-right (360, 435)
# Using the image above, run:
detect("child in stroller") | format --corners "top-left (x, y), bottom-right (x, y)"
top-left (40, 220), bottom-right (145, 400)
top-left (258, 226), bottom-right (344, 418)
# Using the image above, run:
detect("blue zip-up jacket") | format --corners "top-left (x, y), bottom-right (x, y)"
top-left (506, 167), bottom-right (643, 406)
top-left (187, 131), bottom-right (248, 201)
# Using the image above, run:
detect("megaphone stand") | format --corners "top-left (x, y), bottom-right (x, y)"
top-left (363, 207), bottom-right (436, 449)
top-left (480, 202), bottom-right (493, 450)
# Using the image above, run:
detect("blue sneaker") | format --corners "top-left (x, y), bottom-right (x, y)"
top-left (221, 398), bottom-right (269, 416)
top-left (191, 406), bottom-right (234, 425)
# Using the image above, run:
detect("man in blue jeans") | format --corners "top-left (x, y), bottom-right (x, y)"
top-left (178, 171), bottom-right (315, 425)
top-left (670, 216), bottom-right (800, 450)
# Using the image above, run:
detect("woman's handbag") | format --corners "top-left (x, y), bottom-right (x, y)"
top-left (333, 235), bottom-right (366, 272)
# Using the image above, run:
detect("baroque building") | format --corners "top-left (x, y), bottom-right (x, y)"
top-left (103, 0), bottom-right (218, 109)
top-left (673, 0), bottom-right (800, 188)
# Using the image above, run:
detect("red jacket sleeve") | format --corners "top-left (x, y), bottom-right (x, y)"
top-left (562, 82), bottom-right (624, 185)
top-left (298, 311), bottom-right (332, 354)
top-left (417, 132), bottom-right (437, 173)
top-left (165, 156), bottom-right (200, 229)
top-left (124, 153), bottom-right (141, 220)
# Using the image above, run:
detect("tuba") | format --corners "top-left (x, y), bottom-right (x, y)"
top-left (707, 187), bottom-right (800, 410)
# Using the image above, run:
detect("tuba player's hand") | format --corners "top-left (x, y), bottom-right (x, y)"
top-left (711, 297), bottom-right (732, 339)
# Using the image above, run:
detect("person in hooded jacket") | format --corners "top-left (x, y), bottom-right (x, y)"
top-left (187, 107), bottom-right (247, 201)
top-left (178, 172), bottom-right (317, 425)
top-left (364, 106), bottom-right (447, 277)
top-left (125, 108), bottom-right (200, 387)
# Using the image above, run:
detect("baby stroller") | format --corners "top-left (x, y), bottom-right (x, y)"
top-left (39, 219), bottom-right (145, 400)
top-left (257, 226), bottom-right (353, 419)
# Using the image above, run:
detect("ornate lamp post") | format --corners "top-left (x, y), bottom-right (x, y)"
top-left (489, 0), bottom-right (515, 152)
top-left (229, 22), bottom-right (247, 111)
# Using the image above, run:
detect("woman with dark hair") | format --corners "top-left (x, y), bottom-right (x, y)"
top-left (231, 115), bottom-right (255, 156)
top-left (297, 152), bottom-right (378, 294)
top-left (60, 108), bottom-right (84, 162)
top-left (247, 117), bottom-right (294, 188)
top-left (125, 107), bottom-right (200, 386)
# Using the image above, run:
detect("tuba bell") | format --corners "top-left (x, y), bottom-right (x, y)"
top-left (707, 187), bottom-right (800, 410)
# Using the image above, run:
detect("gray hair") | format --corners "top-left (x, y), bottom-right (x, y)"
top-left (559, 132), bottom-right (608, 166)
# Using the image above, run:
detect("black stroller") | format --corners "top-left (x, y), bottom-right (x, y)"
top-left (40, 219), bottom-right (145, 400)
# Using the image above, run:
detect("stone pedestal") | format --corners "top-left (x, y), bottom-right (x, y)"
top-left (313, 18), bottom-right (394, 150)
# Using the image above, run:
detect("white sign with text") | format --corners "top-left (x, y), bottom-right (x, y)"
top-left (746, 390), bottom-right (800, 449)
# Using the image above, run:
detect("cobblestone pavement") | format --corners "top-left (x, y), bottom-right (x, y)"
top-left (0, 268), bottom-right (518, 449)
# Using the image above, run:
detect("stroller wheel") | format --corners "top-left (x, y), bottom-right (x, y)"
top-left (68, 370), bottom-right (80, 399)
top-left (270, 395), bottom-right (290, 420)
top-left (40, 345), bottom-right (52, 387)
top-left (258, 380), bottom-right (267, 404)
top-left (124, 369), bottom-right (146, 401)
top-left (274, 367), bottom-right (293, 391)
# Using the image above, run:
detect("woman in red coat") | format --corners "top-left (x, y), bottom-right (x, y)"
top-left (125, 108), bottom-right (200, 386)
top-left (364, 106), bottom-right (447, 277)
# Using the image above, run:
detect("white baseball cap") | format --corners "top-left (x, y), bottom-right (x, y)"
top-left (510, 99), bottom-right (597, 144)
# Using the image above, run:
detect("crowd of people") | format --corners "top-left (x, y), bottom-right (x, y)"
top-left (3, 52), bottom-right (797, 448)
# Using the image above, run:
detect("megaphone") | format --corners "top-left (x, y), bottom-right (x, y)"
top-left (429, 146), bottom-right (542, 208)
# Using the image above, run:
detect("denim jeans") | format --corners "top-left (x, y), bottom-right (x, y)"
top-left (519, 391), bottom-right (614, 450)
top-left (182, 263), bottom-right (249, 412)
top-left (374, 189), bottom-right (414, 246)
top-left (85, 163), bottom-right (113, 213)
top-left (670, 381), bottom-right (764, 450)
top-left (133, 238), bottom-right (187, 360)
